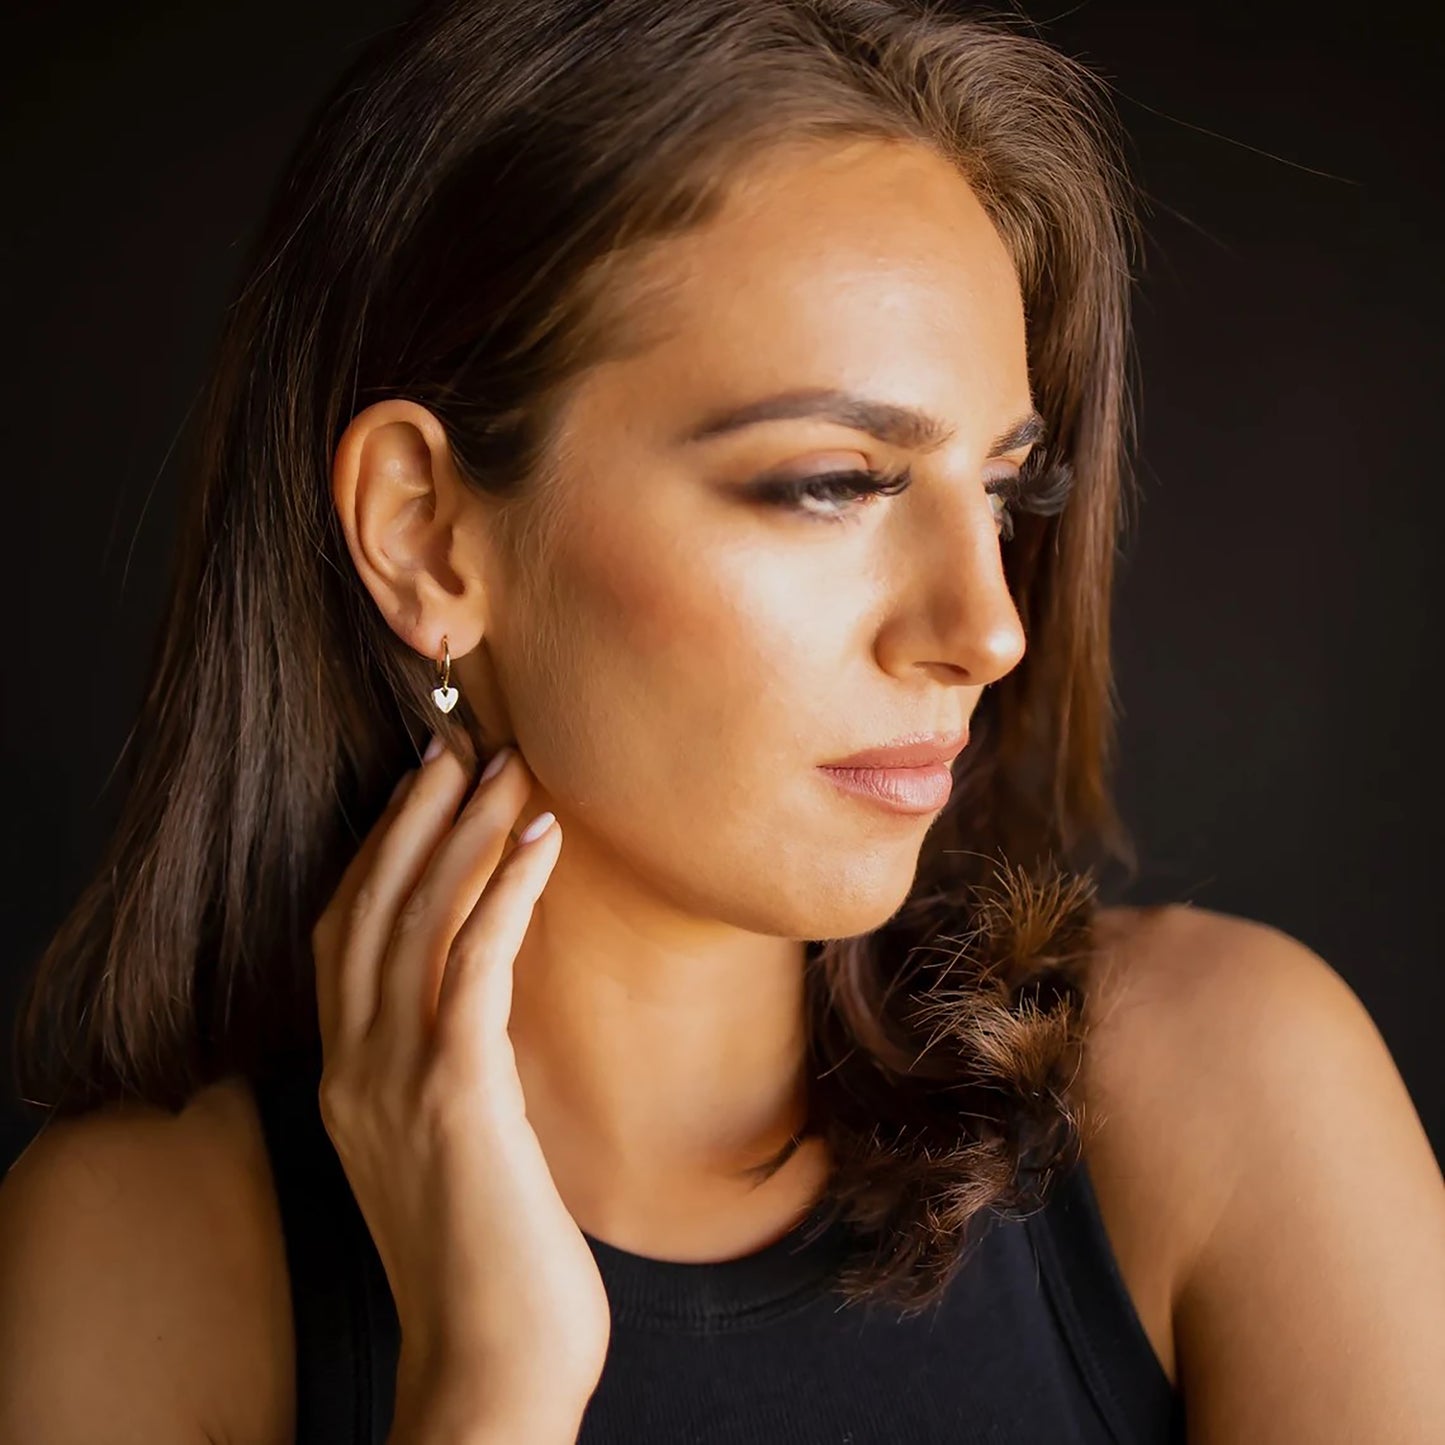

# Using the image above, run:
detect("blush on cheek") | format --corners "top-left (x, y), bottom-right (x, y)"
top-left (546, 513), bottom-right (840, 800)
top-left (571, 524), bottom-right (736, 659)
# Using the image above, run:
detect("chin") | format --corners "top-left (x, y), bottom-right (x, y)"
top-left (751, 852), bottom-right (920, 943)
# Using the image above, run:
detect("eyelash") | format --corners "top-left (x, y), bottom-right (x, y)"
top-left (747, 449), bottom-right (1076, 539)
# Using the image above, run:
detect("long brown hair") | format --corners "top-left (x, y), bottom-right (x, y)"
top-left (14, 0), bottom-right (1141, 1314)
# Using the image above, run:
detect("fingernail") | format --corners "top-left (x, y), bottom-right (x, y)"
top-left (479, 745), bottom-right (512, 782)
top-left (517, 811), bottom-right (555, 845)
top-left (423, 732), bottom-right (446, 763)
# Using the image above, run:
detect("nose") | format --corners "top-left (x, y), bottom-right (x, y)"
top-left (875, 480), bottom-right (1028, 688)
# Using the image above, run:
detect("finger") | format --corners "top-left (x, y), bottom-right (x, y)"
top-left (322, 747), bottom-right (475, 1058)
top-left (371, 749), bottom-right (534, 1060)
top-left (434, 815), bottom-right (561, 1059)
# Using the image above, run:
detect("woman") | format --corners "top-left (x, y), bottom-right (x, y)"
top-left (2, 1), bottom-right (1441, 1441)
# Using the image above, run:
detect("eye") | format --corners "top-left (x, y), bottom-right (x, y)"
top-left (744, 464), bottom-right (913, 524)
top-left (742, 449), bottom-right (1075, 535)
top-left (986, 449), bottom-right (1076, 542)
top-left (985, 475), bottom-right (1021, 542)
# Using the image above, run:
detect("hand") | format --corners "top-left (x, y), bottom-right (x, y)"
top-left (310, 740), bottom-right (610, 1426)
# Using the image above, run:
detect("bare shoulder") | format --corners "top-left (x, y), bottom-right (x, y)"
top-left (1076, 902), bottom-right (1337, 1324)
top-left (0, 1073), bottom-right (293, 1445)
top-left (1080, 901), bottom-right (1445, 1441)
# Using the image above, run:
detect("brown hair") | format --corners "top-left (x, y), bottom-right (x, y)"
top-left (13, 0), bottom-right (1141, 1315)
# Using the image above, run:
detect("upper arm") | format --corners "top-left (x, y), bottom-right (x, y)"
top-left (0, 1078), bottom-right (294, 1445)
top-left (1105, 907), bottom-right (1445, 1443)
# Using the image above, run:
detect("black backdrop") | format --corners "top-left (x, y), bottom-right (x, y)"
top-left (3, 1), bottom-right (1440, 1173)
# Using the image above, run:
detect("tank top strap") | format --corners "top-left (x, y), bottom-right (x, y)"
top-left (1024, 1154), bottom-right (1185, 1443)
top-left (250, 1062), bottom-right (399, 1445)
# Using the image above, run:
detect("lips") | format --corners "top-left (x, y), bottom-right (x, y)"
top-left (822, 730), bottom-right (970, 770)
top-left (818, 762), bottom-right (956, 813)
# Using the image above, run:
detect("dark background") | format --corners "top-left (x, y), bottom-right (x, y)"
top-left (2, 1), bottom-right (1440, 1174)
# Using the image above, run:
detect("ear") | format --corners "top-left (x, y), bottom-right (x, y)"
top-left (329, 398), bottom-right (490, 666)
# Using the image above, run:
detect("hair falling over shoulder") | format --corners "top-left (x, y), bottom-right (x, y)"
top-left (14, 0), bottom-right (1142, 1314)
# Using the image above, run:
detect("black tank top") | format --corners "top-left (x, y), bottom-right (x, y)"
top-left (250, 1061), bottom-right (1185, 1444)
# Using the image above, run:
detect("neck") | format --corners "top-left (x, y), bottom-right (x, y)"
top-left (505, 826), bottom-right (829, 1257)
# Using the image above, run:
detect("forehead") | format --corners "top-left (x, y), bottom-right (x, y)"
top-left (577, 138), bottom-right (1032, 439)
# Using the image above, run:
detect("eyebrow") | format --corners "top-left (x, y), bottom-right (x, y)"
top-left (679, 387), bottom-right (1047, 457)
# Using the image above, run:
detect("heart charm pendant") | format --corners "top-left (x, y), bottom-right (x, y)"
top-left (431, 684), bottom-right (459, 713)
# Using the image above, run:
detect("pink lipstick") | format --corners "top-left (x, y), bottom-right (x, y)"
top-left (818, 762), bottom-right (956, 814)
top-left (817, 729), bottom-right (969, 817)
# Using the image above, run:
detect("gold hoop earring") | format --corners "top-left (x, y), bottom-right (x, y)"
top-left (431, 635), bottom-right (459, 713)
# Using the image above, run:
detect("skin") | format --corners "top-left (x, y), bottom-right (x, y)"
top-left (331, 136), bottom-right (1033, 1257)
top-left (1, 138), bottom-right (1442, 1444)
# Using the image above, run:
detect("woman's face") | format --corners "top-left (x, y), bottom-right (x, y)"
top-left (476, 137), bottom-right (1035, 941)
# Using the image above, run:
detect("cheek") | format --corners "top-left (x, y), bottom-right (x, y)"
top-left (591, 525), bottom-right (859, 744)
top-left (519, 515), bottom-right (846, 795)
top-left (504, 521), bottom-right (920, 934)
